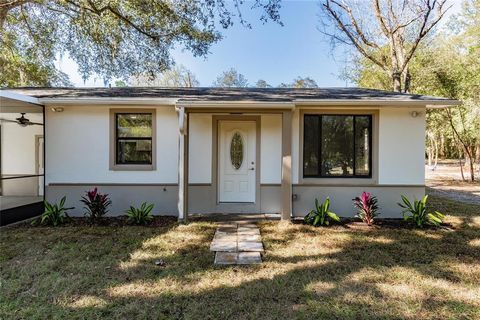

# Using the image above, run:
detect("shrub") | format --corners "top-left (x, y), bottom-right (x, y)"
top-left (304, 198), bottom-right (340, 226)
top-left (126, 202), bottom-right (154, 225)
top-left (33, 196), bottom-right (74, 226)
top-left (81, 187), bottom-right (111, 222)
top-left (353, 192), bottom-right (379, 225)
top-left (398, 195), bottom-right (445, 227)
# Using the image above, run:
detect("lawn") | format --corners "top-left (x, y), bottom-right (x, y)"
top-left (1, 195), bottom-right (479, 319)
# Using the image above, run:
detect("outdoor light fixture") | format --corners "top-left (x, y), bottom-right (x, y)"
top-left (51, 107), bottom-right (64, 112)
top-left (411, 111), bottom-right (419, 118)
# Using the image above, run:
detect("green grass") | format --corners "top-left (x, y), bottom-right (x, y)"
top-left (1, 195), bottom-right (479, 319)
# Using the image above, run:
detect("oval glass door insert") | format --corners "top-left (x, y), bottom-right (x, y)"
top-left (230, 132), bottom-right (244, 170)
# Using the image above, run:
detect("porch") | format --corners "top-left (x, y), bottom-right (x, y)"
top-left (0, 92), bottom-right (45, 226)
top-left (176, 104), bottom-right (294, 222)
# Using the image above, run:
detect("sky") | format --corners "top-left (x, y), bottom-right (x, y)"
top-left (55, 0), bottom-right (462, 88)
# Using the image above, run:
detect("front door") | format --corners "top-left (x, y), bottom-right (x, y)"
top-left (218, 120), bottom-right (256, 203)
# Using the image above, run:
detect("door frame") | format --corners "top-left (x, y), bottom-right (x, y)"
top-left (212, 115), bottom-right (261, 211)
top-left (35, 134), bottom-right (44, 196)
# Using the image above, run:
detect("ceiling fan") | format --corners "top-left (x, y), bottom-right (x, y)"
top-left (0, 113), bottom-right (43, 126)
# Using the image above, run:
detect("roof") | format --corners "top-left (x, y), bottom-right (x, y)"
top-left (1, 87), bottom-right (459, 107)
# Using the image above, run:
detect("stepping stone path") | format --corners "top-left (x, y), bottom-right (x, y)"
top-left (210, 222), bottom-right (264, 265)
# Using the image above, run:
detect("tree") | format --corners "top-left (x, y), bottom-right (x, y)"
top-left (0, 0), bottom-right (282, 86)
top-left (319, 0), bottom-right (451, 93)
top-left (131, 65), bottom-right (199, 87)
top-left (345, 0), bottom-right (480, 181)
top-left (279, 76), bottom-right (318, 88)
top-left (255, 79), bottom-right (271, 88)
top-left (213, 68), bottom-right (248, 87)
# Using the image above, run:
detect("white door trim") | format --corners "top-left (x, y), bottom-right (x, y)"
top-left (218, 120), bottom-right (256, 203)
top-left (212, 115), bottom-right (261, 211)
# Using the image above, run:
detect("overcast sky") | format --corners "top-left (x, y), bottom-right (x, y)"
top-left (56, 0), bottom-right (462, 88)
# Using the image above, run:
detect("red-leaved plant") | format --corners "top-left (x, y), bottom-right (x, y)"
top-left (353, 192), bottom-right (379, 226)
top-left (81, 187), bottom-right (112, 222)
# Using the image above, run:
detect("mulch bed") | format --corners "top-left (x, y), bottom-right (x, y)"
top-left (9, 216), bottom-right (178, 228)
top-left (291, 217), bottom-right (454, 230)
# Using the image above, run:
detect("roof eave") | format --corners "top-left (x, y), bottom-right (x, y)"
top-left (177, 100), bottom-right (295, 109)
top-left (38, 97), bottom-right (179, 105)
top-left (294, 99), bottom-right (461, 107)
top-left (0, 90), bottom-right (42, 106)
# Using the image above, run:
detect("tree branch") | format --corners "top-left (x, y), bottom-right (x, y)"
top-left (373, 0), bottom-right (391, 37)
top-left (401, 0), bottom-right (451, 72)
top-left (330, 0), bottom-right (380, 49)
top-left (323, 0), bottom-right (387, 71)
top-left (62, 0), bottom-right (176, 41)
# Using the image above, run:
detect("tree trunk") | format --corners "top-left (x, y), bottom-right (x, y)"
top-left (467, 146), bottom-right (475, 181)
top-left (0, 8), bottom-right (7, 31)
top-left (446, 107), bottom-right (475, 181)
top-left (402, 68), bottom-right (411, 93)
top-left (439, 134), bottom-right (445, 159)
top-left (476, 143), bottom-right (480, 163)
top-left (392, 71), bottom-right (402, 92)
top-left (459, 157), bottom-right (465, 181)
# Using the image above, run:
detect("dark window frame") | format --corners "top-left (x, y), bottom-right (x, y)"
top-left (303, 114), bottom-right (373, 178)
top-left (115, 112), bottom-right (153, 165)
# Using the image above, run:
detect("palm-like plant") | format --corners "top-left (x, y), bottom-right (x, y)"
top-left (304, 198), bottom-right (340, 226)
top-left (34, 196), bottom-right (74, 226)
top-left (398, 195), bottom-right (445, 227)
top-left (126, 202), bottom-right (154, 225)
top-left (353, 192), bottom-right (379, 226)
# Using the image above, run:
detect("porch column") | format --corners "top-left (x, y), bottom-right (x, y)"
top-left (281, 110), bottom-right (293, 220)
top-left (176, 106), bottom-right (188, 222)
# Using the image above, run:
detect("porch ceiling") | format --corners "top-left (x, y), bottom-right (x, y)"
top-left (0, 92), bottom-right (43, 113)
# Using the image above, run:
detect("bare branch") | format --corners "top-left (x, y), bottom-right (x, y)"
top-left (330, 0), bottom-right (380, 49)
top-left (323, 0), bottom-right (387, 71)
top-left (401, 0), bottom-right (451, 72)
top-left (372, 0), bottom-right (391, 37)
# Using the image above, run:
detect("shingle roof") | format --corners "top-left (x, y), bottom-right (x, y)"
top-left (2, 87), bottom-right (457, 104)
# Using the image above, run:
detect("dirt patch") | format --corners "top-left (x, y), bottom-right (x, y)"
top-left (426, 162), bottom-right (480, 205)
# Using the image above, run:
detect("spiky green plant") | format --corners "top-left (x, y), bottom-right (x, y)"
top-left (304, 198), bottom-right (340, 226)
top-left (126, 202), bottom-right (154, 225)
top-left (33, 196), bottom-right (74, 226)
top-left (398, 195), bottom-right (445, 227)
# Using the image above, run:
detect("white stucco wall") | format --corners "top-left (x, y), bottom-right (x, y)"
top-left (45, 105), bottom-right (425, 187)
top-left (378, 107), bottom-right (426, 185)
top-left (45, 106), bottom-right (178, 184)
top-left (1, 113), bottom-right (43, 175)
top-left (188, 113), bottom-right (212, 183)
top-left (260, 114), bottom-right (282, 184)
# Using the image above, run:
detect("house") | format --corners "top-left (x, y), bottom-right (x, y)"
top-left (0, 87), bottom-right (459, 224)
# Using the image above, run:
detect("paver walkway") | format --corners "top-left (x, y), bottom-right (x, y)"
top-left (210, 222), bottom-right (264, 265)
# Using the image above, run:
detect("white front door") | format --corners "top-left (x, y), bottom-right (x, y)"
top-left (218, 121), bottom-right (256, 203)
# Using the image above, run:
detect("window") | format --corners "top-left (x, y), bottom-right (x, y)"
top-left (303, 114), bottom-right (372, 178)
top-left (230, 131), bottom-right (244, 170)
top-left (110, 109), bottom-right (156, 170)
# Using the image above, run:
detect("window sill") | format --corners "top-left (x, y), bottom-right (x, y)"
top-left (110, 164), bottom-right (156, 171)
top-left (298, 177), bottom-right (377, 186)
